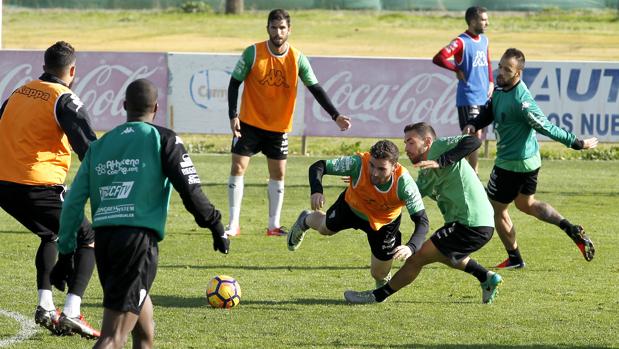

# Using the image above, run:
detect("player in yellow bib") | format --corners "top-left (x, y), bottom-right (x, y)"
top-left (288, 140), bottom-right (429, 288)
top-left (226, 9), bottom-right (351, 237)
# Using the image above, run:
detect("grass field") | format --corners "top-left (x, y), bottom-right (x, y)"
top-left (1, 154), bottom-right (618, 348)
top-left (2, 8), bottom-right (619, 60)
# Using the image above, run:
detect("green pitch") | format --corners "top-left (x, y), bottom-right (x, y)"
top-left (0, 154), bottom-right (617, 348)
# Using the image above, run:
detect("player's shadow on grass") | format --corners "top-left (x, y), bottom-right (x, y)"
top-left (159, 264), bottom-right (368, 271)
top-left (299, 343), bottom-right (612, 349)
top-left (150, 295), bottom-right (349, 308)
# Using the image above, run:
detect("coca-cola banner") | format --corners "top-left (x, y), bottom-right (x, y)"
top-left (306, 56), bottom-right (619, 141)
top-left (305, 57), bottom-right (459, 138)
top-left (0, 50), bottom-right (168, 131)
top-left (167, 52), bottom-right (305, 135)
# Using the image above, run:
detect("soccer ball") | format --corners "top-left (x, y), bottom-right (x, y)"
top-left (206, 275), bottom-right (241, 309)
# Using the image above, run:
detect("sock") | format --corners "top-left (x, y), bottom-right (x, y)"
top-left (559, 219), bottom-right (574, 235)
top-left (35, 239), bottom-right (57, 290)
top-left (507, 248), bottom-right (523, 264)
top-left (68, 245), bottom-right (95, 298)
top-left (38, 289), bottom-right (55, 310)
top-left (372, 283), bottom-right (396, 303)
top-left (227, 175), bottom-right (244, 228)
top-left (268, 179), bottom-right (284, 230)
top-left (63, 293), bottom-right (82, 318)
top-left (464, 259), bottom-right (489, 283)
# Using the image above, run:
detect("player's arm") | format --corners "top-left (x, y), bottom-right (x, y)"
top-left (156, 126), bottom-right (229, 254)
top-left (58, 149), bottom-right (92, 255)
top-left (299, 54), bottom-right (351, 131)
top-left (308, 155), bottom-right (361, 210)
top-left (437, 135), bottom-right (482, 168)
top-left (392, 173), bottom-right (429, 261)
top-left (432, 38), bottom-right (462, 73)
top-left (55, 93), bottom-right (97, 161)
top-left (227, 46), bottom-right (254, 136)
top-left (519, 93), bottom-right (595, 149)
top-left (463, 99), bottom-right (494, 134)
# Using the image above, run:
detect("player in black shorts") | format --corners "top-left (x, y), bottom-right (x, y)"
top-left (55, 79), bottom-right (229, 348)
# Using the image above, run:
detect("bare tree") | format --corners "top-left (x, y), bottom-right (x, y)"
top-left (226, 0), bottom-right (243, 14)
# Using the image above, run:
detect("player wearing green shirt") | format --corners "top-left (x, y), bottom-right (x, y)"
top-left (345, 123), bottom-right (501, 305)
top-left (288, 140), bottom-right (429, 288)
top-left (464, 48), bottom-right (597, 269)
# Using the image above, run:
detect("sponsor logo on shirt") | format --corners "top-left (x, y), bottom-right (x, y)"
top-left (99, 181), bottom-right (134, 200)
top-left (69, 93), bottom-right (84, 112)
top-left (180, 153), bottom-right (194, 168)
top-left (472, 50), bottom-right (488, 67)
top-left (175, 136), bottom-right (183, 144)
top-left (259, 69), bottom-right (290, 88)
top-left (15, 86), bottom-right (50, 100)
top-left (95, 159), bottom-right (141, 176)
top-left (93, 204), bottom-right (135, 221)
top-left (188, 174), bottom-right (201, 184)
top-left (181, 167), bottom-right (197, 175)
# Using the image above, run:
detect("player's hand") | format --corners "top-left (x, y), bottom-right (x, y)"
top-left (50, 253), bottom-right (75, 292)
top-left (582, 137), bottom-right (599, 149)
top-left (311, 193), bottom-right (325, 210)
top-left (230, 117), bottom-right (241, 138)
top-left (211, 229), bottom-right (230, 254)
top-left (487, 81), bottom-right (495, 98)
top-left (455, 70), bottom-right (466, 81)
top-left (462, 124), bottom-right (476, 135)
top-left (414, 160), bottom-right (439, 170)
top-left (392, 245), bottom-right (413, 261)
top-left (334, 115), bottom-right (352, 131)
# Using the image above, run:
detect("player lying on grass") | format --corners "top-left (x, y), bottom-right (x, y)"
top-left (344, 122), bottom-right (502, 304)
top-left (288, 140), bottom-right (429, 288)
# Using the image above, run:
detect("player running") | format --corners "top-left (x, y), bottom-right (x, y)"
top-left (344, 123), bottom-right (501, 304)
top-left (463, 48), bottom-right (598, 269)
top-left (225, 8), bottom-right (351, 237)
top-left (288, 140), bottom-right (429, 288)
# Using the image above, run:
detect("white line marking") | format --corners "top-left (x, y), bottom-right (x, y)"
top-left (0, 309), bottom-right (38, 347)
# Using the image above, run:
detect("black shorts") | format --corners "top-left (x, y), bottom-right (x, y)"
top-left (486, 166), bottom-right (539, 204)
top-left (325, 191), bottom-right (401, 261)
top-left (95, 226), bottom-right (158, 315)
top-left (457, 105), bottom-right (488, 130)
top-left (430, 222), bottom-right (494, 266)
top-left (231, 121), bottom-right (288, 160)
top-left (0, 181), bottom-right (94, 244)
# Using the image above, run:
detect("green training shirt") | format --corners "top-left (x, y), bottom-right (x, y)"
top-left (491, 81), bottom-right (577, 172)
top-left (416, 136), bottom-right (494, 228)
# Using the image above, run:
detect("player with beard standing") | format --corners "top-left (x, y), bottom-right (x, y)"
top-left (225, 8), bottom-right (351, 238)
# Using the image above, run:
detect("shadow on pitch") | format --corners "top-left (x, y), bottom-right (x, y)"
top-left (149, 295), bottom-right (350, 308)
top-left (292, 343), bottom-right (613, 349)
top-left (159, 264), bottom-right (368, 271)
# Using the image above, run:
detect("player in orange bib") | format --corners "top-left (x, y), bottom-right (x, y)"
top-left (226, 9), bottom-right (351, 237)
top-left (288, 140), bottom-right (429, 288)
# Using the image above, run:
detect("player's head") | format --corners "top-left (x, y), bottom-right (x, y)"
top-left (369, 140), bottom-right (399, 185)
top-left (267, 9), bottom-right (291, 49)
top-left (465, 6), bottom-right (488, 35)
top-left (403, 122), bottom-right (436, 165)
top-left (43, 41), bottom-right (77, 84)
top-left (497, 48), bottom-right (525, 88)
top-left (124, 79), bottom-right (158, 122)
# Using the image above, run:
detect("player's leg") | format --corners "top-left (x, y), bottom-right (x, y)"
top-left (486, 166), bottom-right (525, 268)
top-left (366, 216), bottom-right (401, 287)
top-left (59, 217), bottom-right (99, 338)
top-left (131, 294), bottom-right (154, 349)
top-left (0, 184), bottom-right (64, 332)
top-left (227, 130), bottom-right (254, 236)
top-left (266, 157), bottom-right (287, 236)
top-left (263, 129), bottom-right (289, 236)
top-left (94, 308), bottom-right (139, 349)
top-left (288, 192), bottom-right (346, 251)
top-left (370, 255), bottom-right (393, 288)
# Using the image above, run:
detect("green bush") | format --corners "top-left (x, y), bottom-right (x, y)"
top-left (179, 1), bottom-right (212, 13)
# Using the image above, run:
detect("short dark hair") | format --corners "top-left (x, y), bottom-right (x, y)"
top-left (465, 6), bottom-right (487, 25)
top-left (370, 140), bottom-right (399, 165)
top-left (125, 79), bottom-right (158, 115)
top-left (503, 48), bottom-right (526, 70)
top-left (267, 9), bottom-right (290, 26)
top-left (44, 41), bottom-right (76, 73)
top-left (404, 122), bottom-right (437, 139)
